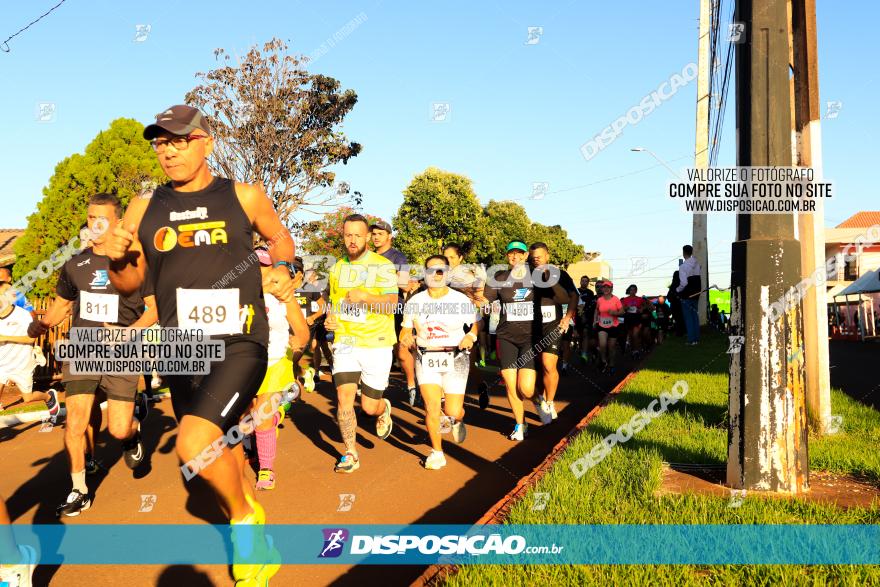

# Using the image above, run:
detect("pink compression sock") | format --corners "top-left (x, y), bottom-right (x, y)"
top-left (255, 425), bottom-right (277, 471)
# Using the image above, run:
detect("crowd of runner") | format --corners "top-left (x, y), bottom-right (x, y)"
top-left (0, 104), bottom-right (691, 587)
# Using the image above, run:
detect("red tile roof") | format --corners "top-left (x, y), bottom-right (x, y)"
top-left (0, 229), bottom-right (26, 266)
top-left (836, 212), bottom-right (880, 229)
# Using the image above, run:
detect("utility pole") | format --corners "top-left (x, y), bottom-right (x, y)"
top-left (693, 0), bottom-right (711, 325)
top-left (727, 0), bottom-right (809, 493)
top-left (791, 0), bottom-right (831, 433)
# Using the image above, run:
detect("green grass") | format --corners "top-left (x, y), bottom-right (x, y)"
top-left (447, 331), bottom-right (880, 586)
top-left (0, 401), bottom-right (52, 417)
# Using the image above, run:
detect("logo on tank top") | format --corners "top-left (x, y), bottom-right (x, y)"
top-left (169, 207), bottom-right (208, 221)
top-left (153, 221), bottom-right (228, 252)
top-left (512, 288), bottom-right (530, 302)
top-left (89, 270), bottom-right (109, 289)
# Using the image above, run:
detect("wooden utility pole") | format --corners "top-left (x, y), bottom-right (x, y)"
top-left (790, 0), bottom-right (832, 433)
top-left (727, 0), bottom-right (809, 493)
top-left (693, 0), bottom-right (711, 325)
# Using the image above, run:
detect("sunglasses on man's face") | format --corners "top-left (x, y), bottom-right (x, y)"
top-left (426, 266), bottom-right (447, 275)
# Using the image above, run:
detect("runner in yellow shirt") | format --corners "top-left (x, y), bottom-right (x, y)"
top-left (325, 214), bottom-right (398, 473)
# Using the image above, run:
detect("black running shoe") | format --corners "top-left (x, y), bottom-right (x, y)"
top-left (122, 427), bottom-right (145, 469)
top-left (84, 454), bottom-right (104, 476)
top-left (56, 490), bottom-right (91, 518)
top-left (134, 392), bottom-right (149, 423)
top-left (45, 388), bottom-right (61, 420)
top-left (478, 382), bottom-right (490, 410)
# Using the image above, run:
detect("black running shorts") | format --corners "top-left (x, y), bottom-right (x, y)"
top-left (596, 325), bottom-right (621, 338)
top-left (538, 322), bottom-right (563, 356)
top-left (165, 339), bottom-right (268, 434)
top-left (497, 338), bottom-right (536, 371)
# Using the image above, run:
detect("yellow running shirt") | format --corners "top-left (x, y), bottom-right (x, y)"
top-left (329, 250), bottom-right (398, 348)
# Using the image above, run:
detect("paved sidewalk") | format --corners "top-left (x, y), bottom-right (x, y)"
top-left (1, 355), bottom-right (637, 586)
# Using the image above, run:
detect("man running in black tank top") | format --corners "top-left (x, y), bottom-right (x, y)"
top-left (105, 105), bottom-right (295, 586)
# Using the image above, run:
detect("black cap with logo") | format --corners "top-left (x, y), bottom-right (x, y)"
top-left (143, 105), bottom-right (211, 140)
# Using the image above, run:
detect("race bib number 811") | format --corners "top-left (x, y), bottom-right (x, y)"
top-left (177, 288), bottom-right (241, 335)
top-left (80, 291), bottom-right (119, 323)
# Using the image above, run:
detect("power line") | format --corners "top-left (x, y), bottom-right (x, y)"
top-left (1, 0), bottom-right (67, 53)
top-left (509, 155), bottom-right (692, 203)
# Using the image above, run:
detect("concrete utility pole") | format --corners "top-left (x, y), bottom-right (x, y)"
top-left (693, 0), bottom-right (711, 325)
top-left (790, 0), bottom-right (831, 433)
top-left (727, 0), bottom-right (809, 493)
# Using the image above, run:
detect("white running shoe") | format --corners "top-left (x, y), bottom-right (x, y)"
top-left (376, 399), bottom-right (393, 439)
top-left (424, 451), bottom-right (447, 470)
top-left (0, 544), bottom-right (36, 587)
top-left (150, 370), bottom-right (162, 390)
top-left (508, 423), bottom-right (528, 441)
top-left (549, 401), bottom-right (558, 420)
top-left (451, 420), bottom-right (467, 444)
top-left (537, 399), bottom-right (553, 425)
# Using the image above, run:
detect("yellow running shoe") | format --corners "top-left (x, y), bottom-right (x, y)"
top-left (231, 495), bottom-right (280, 585)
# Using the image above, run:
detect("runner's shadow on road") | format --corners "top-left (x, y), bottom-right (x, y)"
top-left (157, 565), bottom-right (215, 586)
top-left (6, 439), bottom-right (70, 586)
top-left (134, 408), bottom-right (178, 480)
top-left (182, 474), bottom-right (228, 525)
top-left (287, 399), bottom-right (376, 460)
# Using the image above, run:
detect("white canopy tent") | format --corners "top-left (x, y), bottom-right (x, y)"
top-left (833, 269), bottom-right (880, 340)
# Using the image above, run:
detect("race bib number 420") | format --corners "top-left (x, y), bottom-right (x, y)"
top-left (422, 351), bottom-right (453, 374)
top-left (506, 302), bottom-right (534, 322)
top-left (177, 288), bottom-right (241, 335)
top-left (80, 291), bottom-right (119, 323)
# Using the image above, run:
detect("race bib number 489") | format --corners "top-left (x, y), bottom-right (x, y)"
top-left (177, 288), bottom-right (241, 335)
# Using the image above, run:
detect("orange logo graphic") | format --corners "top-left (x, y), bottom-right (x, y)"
top-left (154, 222), bottom-right (228, 252)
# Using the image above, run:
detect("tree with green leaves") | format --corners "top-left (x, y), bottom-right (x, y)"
top-left (481, 200), bottom-right (534, 265)
top-left (186, 38), bottom-right (362, 228)
top-left (13, 118), bottom-right (165, 298)
top-left (392, 168), bottom-right (490, 264)
top-left (529, 222), bottom-right (587, 266)
top-left (298, 205), bottom-right (385, 258)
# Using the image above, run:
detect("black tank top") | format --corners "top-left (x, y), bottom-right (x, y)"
top-left (138, 177), bottom-right (268, 347)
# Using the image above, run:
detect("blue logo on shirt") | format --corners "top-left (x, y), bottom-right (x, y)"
top-left (512, 288), bottom-right (530, 302)
top-left (89, 270), bottom-right (109, 289)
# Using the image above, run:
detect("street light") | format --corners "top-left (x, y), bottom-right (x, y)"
top-left (630, 147), bottom-right (682, 179)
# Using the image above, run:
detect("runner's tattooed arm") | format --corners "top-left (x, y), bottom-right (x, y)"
top-left (338, 406), bottom-right (358, 455)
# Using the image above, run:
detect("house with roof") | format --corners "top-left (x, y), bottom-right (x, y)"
top-left (0, 228), bottom-right (26, 269)
top-left (825, 212), bottom-right (880, 339)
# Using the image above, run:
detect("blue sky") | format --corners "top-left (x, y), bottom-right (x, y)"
top-left (0, 0), bottom-right (873, 294)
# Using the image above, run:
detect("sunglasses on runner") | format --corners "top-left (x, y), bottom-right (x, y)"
top-left (151, 134), bottom-right (208, 153)
top-left (426, 266), bottom-right (448, 276)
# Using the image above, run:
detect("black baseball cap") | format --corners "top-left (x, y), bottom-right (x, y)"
top-left (370, 220), bottom-right (393, 233)
top-left (143, 105), bottom-right (211, 140)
